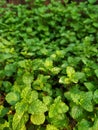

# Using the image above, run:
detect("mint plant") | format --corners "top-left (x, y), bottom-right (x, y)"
top-left (0, 0), bottom-right (98, 130)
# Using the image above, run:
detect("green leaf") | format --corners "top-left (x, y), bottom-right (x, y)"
top-left (71, 93), bottom-right (81, 105)
top-left (50, 67), bottom-right (60, 75)
top-left (71, 91), bottom-right (93, 112)
top-left (0, 120), bottom-right (9, 130)
top-left (92, 118), bottom-right (98, 130)
top-left (93, 90), bottom-right (98, 103)
top-left (66, 66), bottom-right (75, 78)
top-left (72, 72), bottom-right (85, 83)
top-left (46, 124), bottom-right (58, 130)
top-left (28, 99), bottom-right (47, 114)
top-left (1, 1), bottom-right (98, 130)
top-left (49, 114), bottom-right (69, 129)
top-left (80, 92), bottom-right (93, 112)
top-left (88, 0), bottom-right (96, 4)
top-left (77, 119), bottom-right (91, 130)
top-left (43, 96), bottom-right (52, 106)
top-left (4, 63), bottom-right (17, 76)
top-left (70, 105), bottom-right (84, 120)
top-left (12, 112), bottom-right (29, 130)
top-left (2, 81), bottom-right (12, 93)
top-left (84, 82), bottom-right (95, 91)
top-left (20, 125), bottom-right (26, 130)
top-left (41, 83), bottom-right (52, 96)
top-left (33, 74), bottom-right (50, 90)
top-left (22, 72), bottom-right (33, 85)
top-left (49, 96), bottom-right (69, 118)
top-left (59, 76), bottom-right (71, 85)
top-left (30, 113), bottom-right (45, 125)
top-left (26, 27), bottom-right (32, 33)
top-left (15, 101), bottom-right (28, 113)
top-left (0, 54), bottom-right (12, 62)
top-left (0, 106), bottom-right (9, 118)
top-left (5, 92), bottom-right (20, 105)
top-left (18, 60), bottom-right (27, 68)
top-left (93, 23), bottom-right (98, 28)
top-left (44, 58), bottom-right (53, 68)
top-left (95, 69), bottom-right (98, 77)
top-left (21, 87), bottom-right (38, 103)
top-left (0, 37), bottom-right (12, 46)
top-left (21, 87), bottom-right (31, 99)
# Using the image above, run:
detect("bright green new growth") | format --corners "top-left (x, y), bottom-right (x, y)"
top-left (30, 113), bottom-right (45, 125)
top-left (46, 124), bottom-right (59, 130)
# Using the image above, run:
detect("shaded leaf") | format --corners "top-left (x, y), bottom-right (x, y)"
top-left (77, 119), bottom-right (91, 130)
top-left (6, 92), bottom-right (20, 105)
top-left (0, 106), bottom-right (9, 118)
top-left (93, 90), bottom-right (98, 104)
top-left (70, 105), bottom-right (84, 120)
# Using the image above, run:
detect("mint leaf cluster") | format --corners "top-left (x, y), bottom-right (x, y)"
top-left (0, 0), bottom-right (98, 129)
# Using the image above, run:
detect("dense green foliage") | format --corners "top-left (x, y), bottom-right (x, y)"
top-left (0, 0), bottom-right (98, 130)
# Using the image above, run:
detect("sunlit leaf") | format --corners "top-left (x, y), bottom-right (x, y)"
top-left (46, 124), bottom-right (58, 130)
top-left (12, 112), bottom-right (29, 130)
top-left (28, 99), bottom-right (47, 114)
top-left (30, 113), bottom-right (45, 125)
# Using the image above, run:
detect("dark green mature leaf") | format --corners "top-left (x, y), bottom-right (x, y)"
top-left (0, 106), bottom-right (9, 118)
top-left (93, 90), bottom-right (98, 104)
top-left (2, 81), bottom-right (12, 93)
top-left (77, 119), bottom-right (91, 130)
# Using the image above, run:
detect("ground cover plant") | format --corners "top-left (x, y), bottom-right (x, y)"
top-left (0, 0), bottom-right (98, 130)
